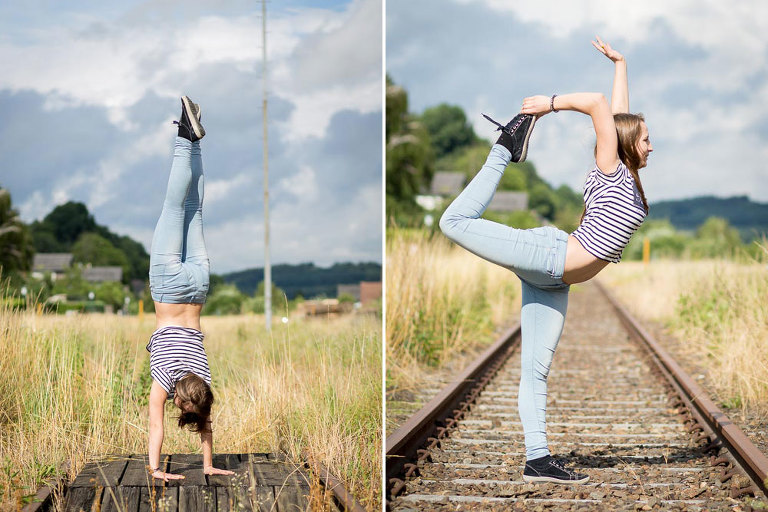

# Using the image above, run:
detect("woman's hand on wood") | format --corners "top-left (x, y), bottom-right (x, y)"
top-left (203, 466), bottom-right (235, 476)
top-left (152, 470), bottom-right (185, 481)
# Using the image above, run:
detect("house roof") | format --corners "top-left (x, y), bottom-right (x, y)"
top-left (488, 191), bottom-right (529, 212)
top-left (33, 253), bottom-right (73, 272)
top-left (82, 266), bottom-right (123, 282)
top-left (430, 171), bottom-right (466, 196)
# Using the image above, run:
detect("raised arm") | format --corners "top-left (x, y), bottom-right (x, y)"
top-left (521, 93), bottom-right (619, 174)
top-left (148, 381), bottom-right (184, 481)
top-left (592, 36), bottom-right (628, 114)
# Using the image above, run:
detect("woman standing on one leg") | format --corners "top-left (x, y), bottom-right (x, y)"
top-left (440, 38), bottom-right (652, 484)
top-left (145, 96), bottom-right (235, 481)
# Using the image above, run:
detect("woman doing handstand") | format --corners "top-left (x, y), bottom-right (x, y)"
top-left (440, 38), bottom-right (652, 484)
top-left (145, 96), bottom-right (235, 481)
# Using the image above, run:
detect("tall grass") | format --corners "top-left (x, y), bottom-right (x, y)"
top-left (599, 253), bottom-right (768, 413)
top-left (0, 305), bottom-right (381, 510)
top-left (386, 228), bottom-right (520, 390)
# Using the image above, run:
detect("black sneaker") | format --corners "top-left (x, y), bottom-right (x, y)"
top-left (523, 455), bottom-right (589, 485)
top-left (174, 96), bottom-right (205, 142)
top-left (483, 113), bottom-right (536, 163)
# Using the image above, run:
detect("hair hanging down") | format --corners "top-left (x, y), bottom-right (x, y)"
top-left (175, 373), bottom-right (214, 433)
top-left (582, 113), bottom-right (649, 223)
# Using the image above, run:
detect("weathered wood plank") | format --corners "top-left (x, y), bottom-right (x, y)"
top-left (121, 454), bottom-right (169, 487)
top-left (250, 486), bottom-right (275, 512)
top-left (207, 453), bottom-right (246, 487)
top-left (178, 486), bottom-right (217, 512)
top-left (250, 461), bottom-right (311, 487)
top-left (70, 457), bottom-right (128, 488)
top-left (215, 485), bottom-right (258, 512)
top-left (139, 485), bottom-right (179, 512)
top-left (274, 485), bottom-right (310, 512)
top-left (99, 486), bottom-right (141, 512)
top-left (62, 485), bottom-right (97, 511)
top-left (166, 454), bottom-right (207, 486)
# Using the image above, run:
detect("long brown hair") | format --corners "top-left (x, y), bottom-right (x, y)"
top-left (175, 373), bottom-right (214, 433)
top-left (580, 113), bottom-right (648, 223)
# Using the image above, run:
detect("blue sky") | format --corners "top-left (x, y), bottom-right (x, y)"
top-left (387, 0), bottom-right (768, 204)
top-left (0, 0), bottom-right (382, 273)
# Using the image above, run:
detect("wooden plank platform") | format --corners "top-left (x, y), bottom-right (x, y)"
top-left (61, 453), bottom-right (312, 512)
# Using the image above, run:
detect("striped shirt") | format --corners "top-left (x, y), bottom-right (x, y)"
top-left (145, 326), bottom-right (212, 400)
top-left (571, 161), bottom-right (647, 263)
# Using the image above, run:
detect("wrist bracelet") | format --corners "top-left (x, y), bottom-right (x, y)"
top-left (550, 94), bottom-right (558, 113)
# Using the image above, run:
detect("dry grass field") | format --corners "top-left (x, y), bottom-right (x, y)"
top-left (599, 255), bottom-right (768, 413)
top-left (386, 228), bottom-right (521, 392)
top-left (0, 307), bottom-right (381, 510)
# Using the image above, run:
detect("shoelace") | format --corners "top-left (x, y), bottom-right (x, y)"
top-left (550, 458), bottom-right (578, 477)
top-left (482, 113), bottom-right (526, 136)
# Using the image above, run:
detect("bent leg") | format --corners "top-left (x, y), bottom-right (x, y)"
top-left (517, 280), bottom-right (569, 460)
top-left (439, 145), bottom-right (533, 271)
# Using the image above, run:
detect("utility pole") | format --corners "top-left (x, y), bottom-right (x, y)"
top-left (262, 0), bottom-right (271, 331)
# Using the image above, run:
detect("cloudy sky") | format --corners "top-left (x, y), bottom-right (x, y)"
top-left (387, 0), bottom-right (768, 204)
top-left (0, 0), bottom-right (382, 273)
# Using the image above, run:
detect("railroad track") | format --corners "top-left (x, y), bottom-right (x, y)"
top-left (23, 451), bottom-right (365, 512)
top-left (386, 281), bottom-right (768, 511)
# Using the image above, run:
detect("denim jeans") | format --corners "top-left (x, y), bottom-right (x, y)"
top-left (439, 144), bottom-right (570, 460)
top-left (149, 137), bottom-right (210, 304)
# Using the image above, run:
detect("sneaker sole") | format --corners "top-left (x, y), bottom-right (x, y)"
top-left (515, 115), bottom-right (536, 163)
top-left (181, 96), bottom-right (205, 140)
top-left (523, 474), bottom-right (590, 485)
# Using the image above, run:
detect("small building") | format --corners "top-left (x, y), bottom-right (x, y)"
top-left (429, 171), bottom-right (466, 196)
top-left (488, 191), bottom-right (528, 212)
top-left (31, 253), bottom-right (73, 281)
top-left (82, 266), bottom-right (123, 283)
top-left (337, 284), bottom-right (361, 301)
top-left (360, 281), bottom-right (382, 306)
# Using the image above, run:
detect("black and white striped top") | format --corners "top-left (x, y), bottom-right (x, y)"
top-left (571, 161), bottom-right (647, 263)
top-left (145, 326), bottom-right (212, 400)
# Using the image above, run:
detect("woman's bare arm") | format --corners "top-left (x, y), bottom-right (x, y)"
top-left (592, 36), bottom-right (629, 114)
top-left (201, 422), bottom-right (235, 476)
top-left (521, 93), bottom-right (619, 174)
top-left (148, 381), bottom-right (184, 481)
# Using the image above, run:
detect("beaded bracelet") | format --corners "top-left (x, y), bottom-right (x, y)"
top-left (550, 94), bottom-right (559, 113)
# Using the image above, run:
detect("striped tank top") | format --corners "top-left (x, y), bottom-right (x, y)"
top-left (571, 161), bottom-right (647, 263)
top-left (145, 326), bottom-right (212, 400)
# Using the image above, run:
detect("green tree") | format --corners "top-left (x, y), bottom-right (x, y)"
top-left (202, 284), bottom-right (246, 316)
top-left (386, 76), bottom-right (434, 225)
top-left (95, 281), bottom-right (127, 310)
top-left (420, 104), bottom-right (478, 158)
top-left (0, 188), bottom-right (34, 274)
top-left (71, 233), bottom-right (131, 282)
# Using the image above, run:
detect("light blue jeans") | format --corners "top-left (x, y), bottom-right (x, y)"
top-left (149, 137), bottom-right (210, 304)
top-left (439, 144), bottom-right (570, 461)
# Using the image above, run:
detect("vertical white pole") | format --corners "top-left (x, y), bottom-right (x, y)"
top-left (262, 0), bottom-right (272, 331)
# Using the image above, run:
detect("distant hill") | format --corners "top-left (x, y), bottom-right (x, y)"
top-left (648, 195), bottom-right (768, 240)
top-left (221, 262), bottom-right (382, 299)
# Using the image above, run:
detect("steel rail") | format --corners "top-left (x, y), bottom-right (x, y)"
top-left (597, 281), bottom-right (768, 498)
top-left (385, 324), bottom-right (521, 499)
